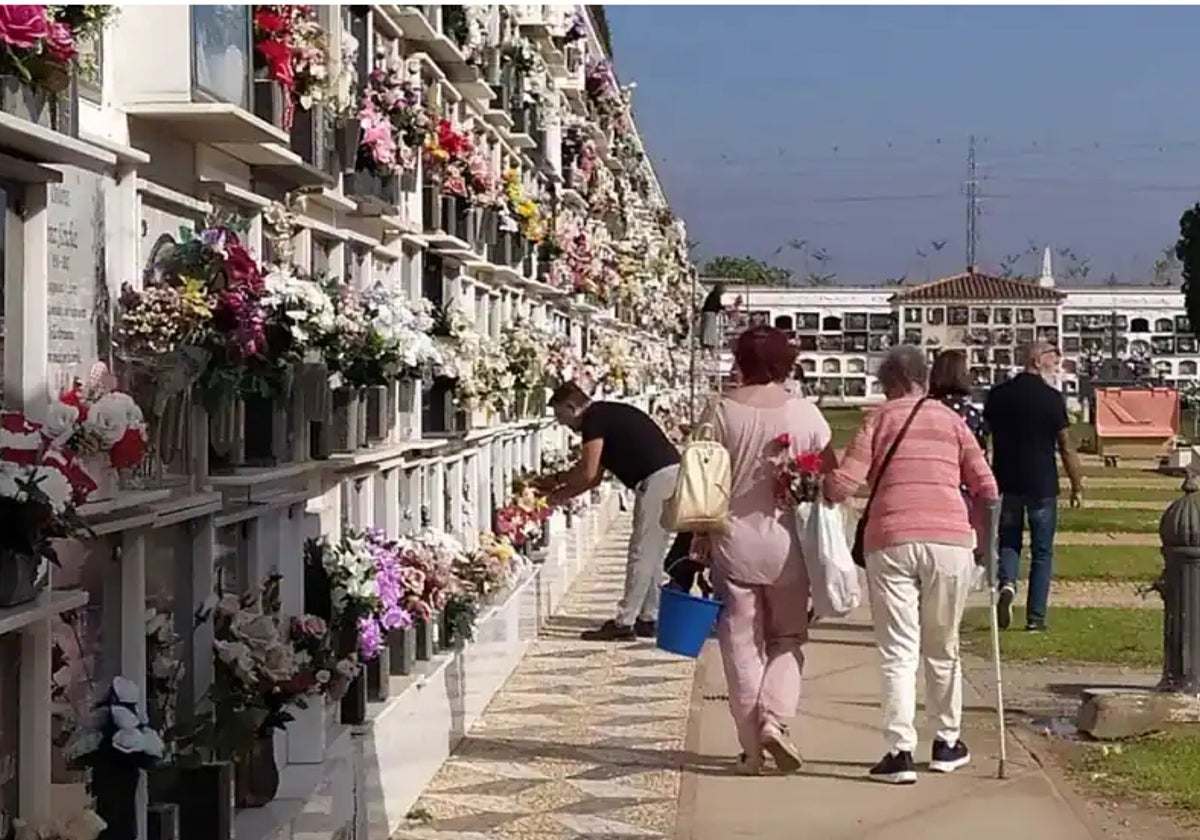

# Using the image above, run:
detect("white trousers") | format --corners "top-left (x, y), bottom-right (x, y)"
top-left (865, 542), bottom-right (974, 754)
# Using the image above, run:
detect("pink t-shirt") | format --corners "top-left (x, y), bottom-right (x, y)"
top-left (824, 395), bottom-right (999, 554)
top-left (711, 395), bottom-right (832, 586)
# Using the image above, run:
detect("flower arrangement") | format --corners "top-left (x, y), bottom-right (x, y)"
top-left (430, 303), bottom-right (488, 402)
top-left (287, 613), bottom-right (359, 700)
top-left (456, 532), bottom-right (524, 599)
top-left (394, 531), bottom-right (460, 621)
top-left (252, 5), bottom-right (333, 129)
top-left (0, 5), bottom-right (117, 92)
top-left (499, 319), bottom-right (548, 396)
top-left (305, 531), bottom-right (382, 659)
top-left (770, 434), bottom-right (824, 506)
top-left (424, 117), bottom-right (493, 204)
top-left (44, 363), bottom-right (148, 482)
top-left (495, 486), bottom-right (551, 548)
top-left (544, 331), bottom-right (583, 388)
top-left (185, 576), bottom-right (304, 760)
top-left (0, 410), bottom-right (96, 603)
top-left (500, 169), bottom-right (545, 243)
top-left (11, 809), bottom-right (106, 840)
top-left (145, 606), bottom-right (185, 741)
top-left (115, 276), bottom-right (212, 359)
top-left (357, 60), bottom-right (426, 174)
top-left (355, 529), bottom-right (413, 659)
top-left (584, 332), bottom-right (642, 394)
top-left (64, 676), bottom-right (165, 768)
top-left (261, 263), bottom-right (336, 353)
top-left (321, 284), bottom-right (440, 389)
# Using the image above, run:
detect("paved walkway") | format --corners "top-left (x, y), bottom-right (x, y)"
top-left (396, 515), bottom-right (1109, 839)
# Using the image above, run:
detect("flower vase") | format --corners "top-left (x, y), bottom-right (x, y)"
top-left (92, 763), bottom-right (140, 840)
top-left (415, 618), bottom-right (436, 661)
top-left (339, 671), bottom-right (367, 725)
top-left (387, 626), bottom-right (417, 676)
top-left (147, 803), bottom-right (180, 840)
top-left (334, 117), bottom-right (362, 173)
top-left (285, 700), bottom-right (327, 765)
top-left (81, 453), bottom-right (118, 502)
top-left (234, 736), bottom-right (280, 808)
top-left (147, 762), bottom-right (234, 840)
top-left (0, 552), bottom-right (48, 608)
top-left (365, 385), bottom-right (389, 443)
top-left (366, 650), bottom-right (390, 702)
top-left (330, 388), bottom-right (363, 452)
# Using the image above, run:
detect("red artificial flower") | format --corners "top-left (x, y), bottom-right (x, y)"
top-left (59, 387), bottom-right (88, 422)
top-left (773, 432), bottom-right (791, 447)
top-left (109, 428), bottom-right (146, 470)
top-left (795, 451), bottom-right (824, 474)
top-left (253, 8), bottom-right (290, 35)
top-left (44, 20), bottom-right (75, 64)
top-left (223, 241), bottom-right (264, 290)
top-left (0, 5), bottom-right (50, 50)
top-left (437, 119), bottom-right (470, 158)
top-left (256, 37), bottom-right (295, 90)
top-left (0, 411), bottom-right (41, 436)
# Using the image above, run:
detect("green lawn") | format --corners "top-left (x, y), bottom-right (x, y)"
top-left (825, 407), bottom-right (865, 449)
top-left (1073, 732), bottom-right (1200, 814)
top-left (1065, 486), bottom-right (1181, 504)
top-left (961, 606), bottom-right (1160, 667)
top-left (1051, 544), bottom-right (1162, 581)
top-left (1080, 465), bottom-right (1175, 481)
top-left (1057, 507), bottom-right (1161, 533)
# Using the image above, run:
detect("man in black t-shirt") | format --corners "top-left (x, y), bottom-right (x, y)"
top-left (983, 342), bottom-right (1083, 633)
top-left (541, 382), bottom-right (681, 641)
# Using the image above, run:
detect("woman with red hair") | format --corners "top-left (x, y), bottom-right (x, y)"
top-left (698, 325), bottom-right (835, 774)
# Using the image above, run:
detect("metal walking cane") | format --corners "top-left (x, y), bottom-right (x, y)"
top-left (981, 499), bottom-right (1008, 779)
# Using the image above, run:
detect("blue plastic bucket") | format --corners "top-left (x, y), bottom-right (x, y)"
top-left (656, 586), bottom-right (723, 658)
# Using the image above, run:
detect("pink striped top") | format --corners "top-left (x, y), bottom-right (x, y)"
top-left (824, 395), bottom-right (999, 554)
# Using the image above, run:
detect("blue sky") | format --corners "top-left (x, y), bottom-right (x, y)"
top-left (606, 5), bottom-right (1200, 285)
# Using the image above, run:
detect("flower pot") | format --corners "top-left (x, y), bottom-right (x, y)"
top-left (93, 763), bottom-right (140, 840)
top-left (81, 452), bottom-right (118, 502)
top-left (455, 199), bottom-right (472, 243)
top-left (422, 181), bottom-right (441, 232)
top-left (234, 735), bottom-right (280, 808)
top-left (0, 552), bottom-right (48, 608)
top-left (387, 626), bottom-right (417, 676)
top-left (147, 803), bottom-right (180, 840)
top-left (242, 394), bottom-right (288, 466)
top-left (396, 379), bottom-right (417, 440)
top-left (440, 196), bottom-right (458, 239)
top-left (415, 618), bottom-right (436, 661)
top-left (339, 671), bottom-right (367, 725)
top-left (365, 385), bottom-right (391, 443)
top-left (0, 74), bottom-right (74, 134)
top-left (330, 387), bottom-right (364, 452)
top-left (334, 118), bottom-right (362, 173)
top-left (147, 762), bottom-right (234, 840)
top-left (440, 610), bottom-right (461, 649)
top-left (286, 699), bottom-right (327, 765)
top-left (366, 652), bottom-right (390, 702)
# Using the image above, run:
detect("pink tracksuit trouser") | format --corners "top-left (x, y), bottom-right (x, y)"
top-left (714, 574), bottom-right (809, 753)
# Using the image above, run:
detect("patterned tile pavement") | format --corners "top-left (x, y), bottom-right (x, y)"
top-left (393, 514), bottom-right (701, 839)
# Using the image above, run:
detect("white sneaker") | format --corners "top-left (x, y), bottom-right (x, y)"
top-left (760, 721), bottom-right (803, 773)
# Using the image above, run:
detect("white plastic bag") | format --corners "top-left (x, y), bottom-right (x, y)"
top-left (795, 501), bottom-right (863, 618)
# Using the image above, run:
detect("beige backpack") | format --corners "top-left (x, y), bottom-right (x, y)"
top-left (661, 418), bottom-right (731, 533)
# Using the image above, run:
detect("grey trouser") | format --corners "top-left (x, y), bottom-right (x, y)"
top-left (616, 464), bottom-right (679, 625)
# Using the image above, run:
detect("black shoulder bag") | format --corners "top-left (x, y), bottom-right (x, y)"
top-left (851, 398), bottom-right (928, 567)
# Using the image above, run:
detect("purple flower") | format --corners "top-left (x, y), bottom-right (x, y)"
top-left (381, 604), bottom-right (412, 631)
top-left (358, 616), bottom-right (383, 660)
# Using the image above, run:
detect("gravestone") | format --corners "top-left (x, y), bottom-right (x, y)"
top-left (46, 167), bottom-right (107, 390)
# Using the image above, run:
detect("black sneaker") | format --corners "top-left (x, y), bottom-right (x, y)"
top-left (580, 620), bottom-right (636, 642)
top-left (997, 585), bottom-right (1014, 630)
top-left (929, 738), bottom-right (970, 773)
top-left (633, 619), bottom-right (656, 638)
top-left (869, 750), bottom-right (917, 784)
top-left (1025, 623), bottom-right (1047, 633)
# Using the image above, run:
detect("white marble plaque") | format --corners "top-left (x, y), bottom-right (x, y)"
top-left (47, 168), bottom-right (107, 384)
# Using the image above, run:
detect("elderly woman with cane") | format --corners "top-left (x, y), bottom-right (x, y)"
top-left (825, 345), bottom-right (1000, 784)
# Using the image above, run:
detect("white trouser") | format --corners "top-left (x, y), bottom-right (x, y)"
top-left (865, 541), bottom-right (974, 754)
top-left (615, 464), bottom-right (679, 626)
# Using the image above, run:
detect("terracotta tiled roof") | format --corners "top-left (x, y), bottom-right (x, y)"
top-left (890, 271), bottom-right (1066, 303)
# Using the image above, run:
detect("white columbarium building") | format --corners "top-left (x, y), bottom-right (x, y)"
top-left (711, 248), bottom-right (1196, 404)
top-left (0, 6), bottom-right (693, 840)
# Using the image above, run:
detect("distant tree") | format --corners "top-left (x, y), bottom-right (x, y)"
top-left (1175, 203), bottom-right (1200, 337)
top-left (701, 255), bottom-right (794, 286)
top-left (804, 272), bottom-right (837, 286)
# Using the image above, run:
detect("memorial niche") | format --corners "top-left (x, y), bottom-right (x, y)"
top-left (46, 168), bottom-right (108, 388)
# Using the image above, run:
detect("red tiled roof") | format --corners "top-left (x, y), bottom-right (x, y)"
top-left (890, 271), bottom-right (1066, 303)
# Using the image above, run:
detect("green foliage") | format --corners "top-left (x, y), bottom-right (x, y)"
top-left (1176, 204), bottom-right (1200, 338)
top-left (701, 255), bottom-right (793, 286)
